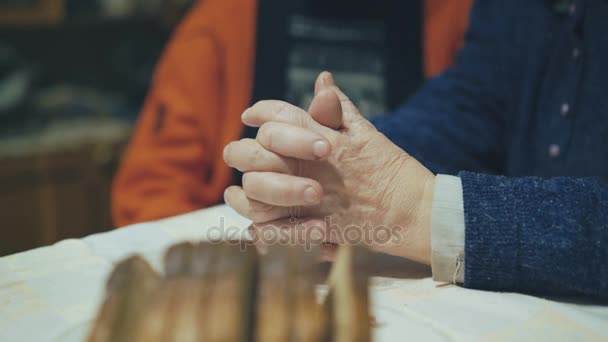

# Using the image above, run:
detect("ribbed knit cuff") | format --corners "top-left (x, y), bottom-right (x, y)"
top-left (460, 171), bottom-right (519, 291)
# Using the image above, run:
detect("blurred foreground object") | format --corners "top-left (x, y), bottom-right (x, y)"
top-left (89, 241), bottom-right (372, 342)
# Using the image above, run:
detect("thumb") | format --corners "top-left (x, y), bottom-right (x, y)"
top-left (312, 72), bottom-right (364, 129)
top-left (309, 74), bottom-right (343, 130)
top-left (313, 71), bottom-right (330, 96)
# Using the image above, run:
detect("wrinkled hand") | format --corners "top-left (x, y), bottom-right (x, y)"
top-left (223, 72), bottom-right (435, 264)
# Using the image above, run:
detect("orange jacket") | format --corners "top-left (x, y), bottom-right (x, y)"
top-left (424, 0), bottom-right (473, 78)
top-left (112, 0), bottom-right (472, 227)
top-left (112, 0), bottom-right (257, 226)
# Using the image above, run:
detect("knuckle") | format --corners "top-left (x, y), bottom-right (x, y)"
top-left (254, 100), bottom-right (289, 117)
top-left (250, 208), bottom-right (269, 222)
top-left (245, 205), bottom-right (258, 221)
top-left (285, 158), bottom-right (298, 174)
top-left (253, 99), bottom-right (273, 108)
top-left (256, 201), bottom-right (276, 215)
top-left (242, 173), bottom-right (262, 199)
top-left (247, 199), bottom-right (277, 222)
top-left (241, 173), bottom-right (253, 191)
top-left (273, 101), bottom-right (290, 119)
top-left (287, 182), bottom-right (303, 201)
top-left (248, 146), bottom-right (264, 170)
top-left (247, 210), bottom-right (261, 222)
top-left (278, 104), bottom-right (307, 127)
top-left (294, 112), bottom-right (306, 128)
top-left (257, 124), bottom-right (274, 149)
top-left (273, 101), bottom-right (310, 128)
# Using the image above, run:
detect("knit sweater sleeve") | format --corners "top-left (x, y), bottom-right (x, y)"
top-left (460, 171), bottom-right (608, 299)
top-left (373, 0), bottom-right (514, 175)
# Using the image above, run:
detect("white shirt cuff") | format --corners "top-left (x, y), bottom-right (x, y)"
top-left (430, 174), bottom-right (465, 284)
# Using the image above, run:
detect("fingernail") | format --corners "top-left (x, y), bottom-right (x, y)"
top-left (313, 140), bottom-right (329, 158)
top-left (223, 144), bottom-right (231, 164)
top-left (323, 72), bottom-right (335, 86)
top-left (241, 108), bottom-right (250, 122)
top-left (304, 186), bottom-right (320, 204)
top-left (223, 188), bottom-right (231, 205)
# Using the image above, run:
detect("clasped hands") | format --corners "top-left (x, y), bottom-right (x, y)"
top-left (223, 72), bottom-right (435, 265)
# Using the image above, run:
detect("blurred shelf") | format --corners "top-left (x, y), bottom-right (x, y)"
top-left (0, 0), bottom-right (64, 27)
top-left (0, 117), bottom-right (132, 256)
top-left (0, 0), bottom-right (191, 29)
top-left (0, 14), bottom-right (164, 31)
top-left (0, 117), bottom-right (132, 158)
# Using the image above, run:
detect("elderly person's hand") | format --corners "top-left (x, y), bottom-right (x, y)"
top-left (223, 72), bottom-right (435, 265)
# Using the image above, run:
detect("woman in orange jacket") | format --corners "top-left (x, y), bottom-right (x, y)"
top-left (111, 0), bottom-right (472, 227)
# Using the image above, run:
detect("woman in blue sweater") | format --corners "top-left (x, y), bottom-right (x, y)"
top-left (222, 0), bottom-right (607, 299)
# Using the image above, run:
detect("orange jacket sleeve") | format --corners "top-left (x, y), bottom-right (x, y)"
top-left (112, 0), bottom-right (257, 228)
top-left (112, 31), bottom-right (223, 227)
top-left (424, 0), bottom-right (474, 78)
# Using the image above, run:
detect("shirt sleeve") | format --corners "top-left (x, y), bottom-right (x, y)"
top-left (431, 174), bottom-right (465, 284)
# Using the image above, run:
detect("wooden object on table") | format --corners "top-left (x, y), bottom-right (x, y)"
top-left (255, 245), bottom-right (293, 341)
top-left (88, 256), bottom-right (161, 342)
top-left (327, 245), bottom-right (372, 342)
top-left (134, 241), bottom-right (258, 342)
top-left (164, 241), bottom-right (197, 276)
top-left (256, 244), bottom-right (327, 341)
top-left (205, 241), bottom-right (258, 341)
top-left (89, 241), bottom-right (372, 342)
top-left (133, 268), bottom-right (203, 340)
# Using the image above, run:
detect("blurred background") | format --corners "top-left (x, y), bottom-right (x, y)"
top-left (0, 0), bottom-right (470, 256)
top-left (0, 0), bottom-right (193, 255)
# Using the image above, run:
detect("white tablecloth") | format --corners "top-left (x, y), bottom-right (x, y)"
top-left (1, 205), bottom-right (607, 341)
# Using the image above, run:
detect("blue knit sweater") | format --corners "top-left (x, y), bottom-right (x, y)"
top-left (374, 0), bottom-right (607, 299)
